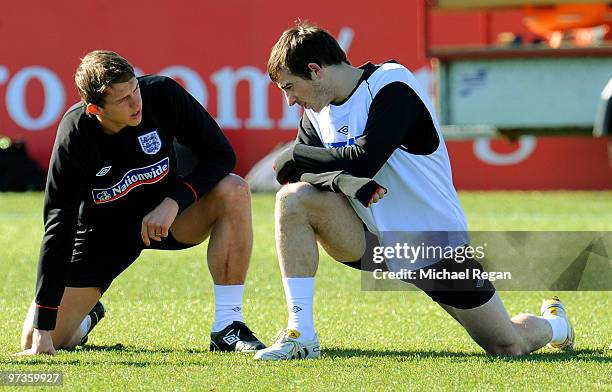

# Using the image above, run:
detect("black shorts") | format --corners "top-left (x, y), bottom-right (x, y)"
top-left (341, 254), bottom-right (496, 310)
top-left (66, 227), bottom-right (196, 294)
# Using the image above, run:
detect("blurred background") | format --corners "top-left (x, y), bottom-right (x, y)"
top-left (1, 0), bottom-right (611, 191)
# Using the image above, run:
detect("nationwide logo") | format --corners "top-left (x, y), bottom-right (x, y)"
top-left (92, 157), bottom-right (170, 204)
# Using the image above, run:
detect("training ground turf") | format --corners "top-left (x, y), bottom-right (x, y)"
top-left (1, 192), bottom-right (611, 391)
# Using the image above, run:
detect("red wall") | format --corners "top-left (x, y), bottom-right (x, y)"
top-left (448, 137), bottom-right (612, 190)
top-left (1, 0), bottom-right (610, 189)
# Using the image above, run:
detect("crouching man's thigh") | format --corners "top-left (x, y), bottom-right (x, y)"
top-left (276, 182), bottom-right (366, 262)
top-left (171, 174), bottom-right (251, 245)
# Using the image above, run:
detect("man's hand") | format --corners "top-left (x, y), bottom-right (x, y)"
top-left (141, 197), bottom-right (179, 246)
top-left (274, 145), bottom-right (301, 185)
top-left (15, 329), bottom-right (56, 356)
top-left (368, 186), bottom-right (387, 207)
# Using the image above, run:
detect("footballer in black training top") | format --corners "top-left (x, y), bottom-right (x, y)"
top-left (18, 50), bottom-right (265, 356)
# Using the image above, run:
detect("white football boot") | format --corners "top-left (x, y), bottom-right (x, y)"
top-left (254, 329), bottom-right (320, 360)
top-left (541, 296), bottom-right (575, 351)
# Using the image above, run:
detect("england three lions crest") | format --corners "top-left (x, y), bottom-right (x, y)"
top-left (138, 130), bottom-right (162, 155)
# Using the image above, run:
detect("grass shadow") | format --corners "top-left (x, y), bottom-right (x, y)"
top-left (4, 346), bottom-right (609, 367)
top-left (76, 343), bottom-right (211, 355)
top-left (324, 347), bottom-right (611, 363)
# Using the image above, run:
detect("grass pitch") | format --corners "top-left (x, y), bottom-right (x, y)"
top-left (0, 191), bottom-right (611, 391)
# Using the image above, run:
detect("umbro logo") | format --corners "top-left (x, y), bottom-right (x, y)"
top-left (96, 166), bottom-right (112, 177)
top-left (232, 306), bottom-right (242, 312)
top-left (222, 329), bottom-right (241, 345)
top-left (337, 125), bottom-right (349, 135)
top-left (291, 306), bottom-right (302, 313)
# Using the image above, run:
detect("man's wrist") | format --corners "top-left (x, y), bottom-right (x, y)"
top-left (163, 197), bottom-right (179, 209)
top-left (168, 182), bottom-right (198, 213)
top-left (33, 305), bottom-right (58, 330)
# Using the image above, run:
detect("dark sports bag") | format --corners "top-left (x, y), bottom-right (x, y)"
top-left (0, 137), bottom-right (45, 191)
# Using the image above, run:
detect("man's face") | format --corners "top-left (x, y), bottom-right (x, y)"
top-left (276, 68), bottom-right (331, 113)
top-left (93, 77), bottom-right (142, 132)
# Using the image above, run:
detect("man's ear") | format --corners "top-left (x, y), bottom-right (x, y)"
top-left (307, 63), bottom-right (323, 79)
top-left (86, 103), bottom-right (102, 116)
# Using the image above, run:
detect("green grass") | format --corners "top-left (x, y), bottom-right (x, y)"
top-left (1, 191), bottom-right (611, 391)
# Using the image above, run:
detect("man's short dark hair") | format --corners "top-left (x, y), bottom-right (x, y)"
top-left (75, 50), bottom-right (135, 107)
top-left (267, 21), bottom-right (349, 82)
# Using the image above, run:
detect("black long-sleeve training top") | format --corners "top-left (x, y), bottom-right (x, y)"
top-left (273, 62), bottom-right (439, 206)
top-left (34, 75), bottom-right (235, 330)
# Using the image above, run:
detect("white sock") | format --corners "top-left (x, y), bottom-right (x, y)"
top-left (212, 284), bottom-right (244, 332)
top-left (542, 315), bottom-right (568, 344)
top-left (68, 315), bottom-right (91, 346)
top-left (80, 315), bottom-right (92, 337)
top-left (283, 277), bottom-right (315, 341)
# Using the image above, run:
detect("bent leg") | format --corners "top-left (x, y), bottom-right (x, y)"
top-left (440, 293), bottom-right (552, 356)
top-left (170, 174), bottom-right (252, 284)
top-left (255, 182), bottom-right (366, 358)
top-left (169, 174), bottom-right (265, 343)
top-left (275, 182), bottom-right (366, 278)
top-left (21, 287), bottom-right (101, 350)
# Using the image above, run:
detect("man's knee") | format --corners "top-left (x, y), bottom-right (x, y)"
top-left (483, 341), bottom-right (528, 357)
top-left (275, 182), bottom-right (318, 217)
top-left (211, 174), bottom-right (250, 208)
top-left (478, 329), bottom-right (530, 357)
